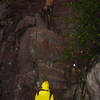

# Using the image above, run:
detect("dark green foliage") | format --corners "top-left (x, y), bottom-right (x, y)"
top-left (63, 0), bottom-right (100, 66)
top-left (74, 0), bottom-right (100, 51)
top-left (65, 16), bottom-right (69, 24)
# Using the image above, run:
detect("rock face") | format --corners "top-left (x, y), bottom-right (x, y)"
top-left (15, 16), bottom-right (36, 32)
top-left (0, 3), bottom-right (7, 43)
top-left (17, 13), bottom-right (66, 89)
top-left (53, 0), bottom-right (76, 34)
top-left (86, 56), bottom-right (100, 100)
top-left (0, 0), bottom-right (76, 100)
top-left (0, 3), bottom-right (6, 20)
top-left (0, 13), bottom-right (67, 100)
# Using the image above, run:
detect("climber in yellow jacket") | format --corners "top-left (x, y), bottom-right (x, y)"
top-left (35, 81), bottom-right (54, 100)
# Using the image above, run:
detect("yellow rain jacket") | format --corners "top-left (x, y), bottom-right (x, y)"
top-left (35, 81), bottom-right (54, 100)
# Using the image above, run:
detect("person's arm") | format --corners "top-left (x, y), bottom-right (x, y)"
top-left (50, 94), bottom-right (54, 100)
top-left (35, 93), bottom-right (39, 100)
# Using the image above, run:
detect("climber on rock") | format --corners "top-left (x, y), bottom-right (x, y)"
top-left (44, 0), bottom-right (54, 11)
top-left (40, 0), bottom-right (54, 16)
top-left (35, 81), bottom-right (54, 100)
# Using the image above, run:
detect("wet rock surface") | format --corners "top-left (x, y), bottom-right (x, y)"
top-left (53, 0), bottom-right (76, 34)
top-left (17, 13), bottom-right (67, 90)
top-left (0, 1), bottom-right (77, 100)
top-left (0, 3), bottom-right (7, 20)
top-left (0, 14), bottom-right (70, 100)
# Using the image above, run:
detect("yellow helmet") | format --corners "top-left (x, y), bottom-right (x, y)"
top-left (41, 81), bottom-right (49, 90)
